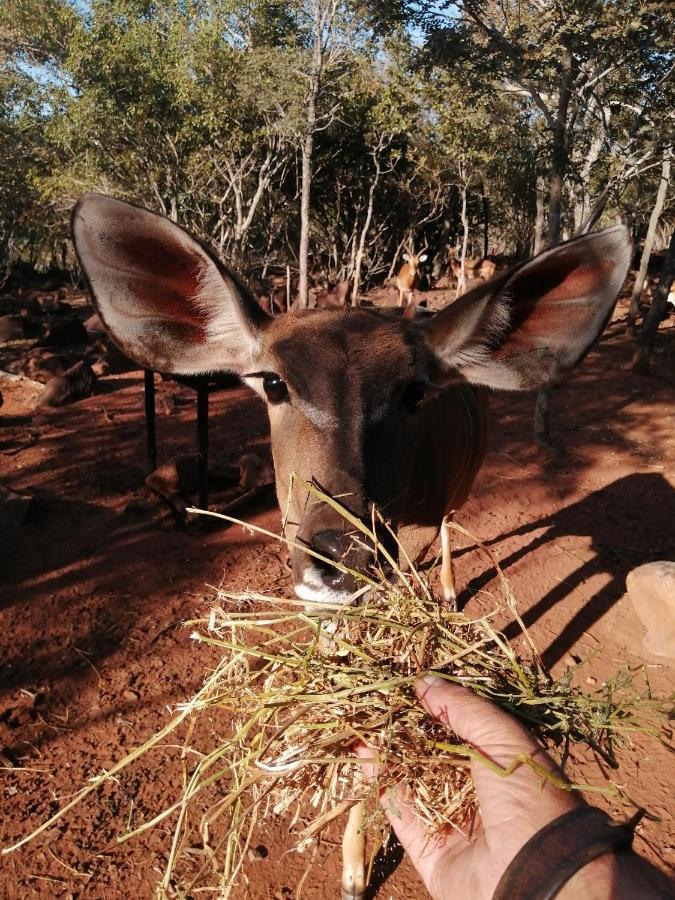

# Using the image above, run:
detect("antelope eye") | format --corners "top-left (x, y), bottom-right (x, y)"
top-left (263, 373), bottom-right (289, 404)
top-left (401, 381), bottom-right (426, 412)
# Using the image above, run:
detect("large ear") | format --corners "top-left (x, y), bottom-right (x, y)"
top-left (71, 193), bottom-right (270, 374)
top-left (421, 225), bottom-right (632, 390)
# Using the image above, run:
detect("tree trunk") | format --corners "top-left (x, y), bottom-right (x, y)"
top-left (298, 116), bottom-right (316, 308)
top-left (547, 47), bottom-right (573, 245)
top-left (455, 175), bottom-right (469, 298)
top-left (480, 183), bottom-right (489, 258)
top-left (631, 229), bottom-right (675, 374)
top-left (626, 148), bottom-right (672, 333)
top-left (297, 5), bottom-right (323, 309)
top-left (352, 147), bottom-right (382, 304)
top-left (533, 175), bottom-right (546, 255)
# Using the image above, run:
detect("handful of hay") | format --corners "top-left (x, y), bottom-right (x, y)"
top-left (6, 505), bottom-right (672, 899)
top-left (152, 502), bottom-right (668, 897)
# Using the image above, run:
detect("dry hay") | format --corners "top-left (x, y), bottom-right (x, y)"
top-left (4, 495), bottom-right (673, 898)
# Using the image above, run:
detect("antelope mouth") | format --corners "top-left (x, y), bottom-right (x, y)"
top-left (293, 564), bottom-right (356, 606)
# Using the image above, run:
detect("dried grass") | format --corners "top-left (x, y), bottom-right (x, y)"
top-left (4, 491), bottom-right (673, 899)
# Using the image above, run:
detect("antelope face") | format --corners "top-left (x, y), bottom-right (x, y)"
top-left (401, 251), bottom-right (428, 278)
top-left (241, 309), bottom-right (436, 604)
top-left (72, 194), bottom-right (632, 607)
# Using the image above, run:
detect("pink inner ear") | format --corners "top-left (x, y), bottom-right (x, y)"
top-left (495, 254), bottom-right (618, 352)
top-left (103, 230), bottom-right (209, 332)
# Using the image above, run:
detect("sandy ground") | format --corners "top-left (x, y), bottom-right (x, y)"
top-left (1, 285), bottom-right (674, 899)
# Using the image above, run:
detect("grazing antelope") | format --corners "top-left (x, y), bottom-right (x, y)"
top-left (72, 194), bottom-right (631, 900)
top-left (449, 248), bottom-right (505, 295)
top-left (314, 279), bottom-right (352, 309)
top-left (395, 245), bottom-right (428, 306)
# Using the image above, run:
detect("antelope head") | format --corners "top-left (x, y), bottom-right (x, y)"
top-left (72, 194), bottom-right (631, 606)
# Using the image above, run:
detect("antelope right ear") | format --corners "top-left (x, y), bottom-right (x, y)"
top-left (422, 225), bottom-right (632, 390)
top-left (71, 194), bottom-right (270, 374)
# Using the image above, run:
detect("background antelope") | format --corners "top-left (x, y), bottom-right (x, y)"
top-left (449, 246), bottom-right (507, 296)
top-left (395, 244), bottom-right (428, 306)
top-left (72, 194), bottom-right (631, 900)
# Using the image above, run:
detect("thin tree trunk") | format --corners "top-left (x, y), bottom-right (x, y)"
top-left (480, 182), bottom-right (489, 258)
top-left (631, 229), bottom-right (675, 374)
top-left (577, 181), bottom-right (612, 235)
top-left (455, 175), bottom-right (469, 298)
top-left (547, 47), bottom-right (573, 245)
top-left (533, 175), bottom-right (546, 255)
top-left (352, 152), bottom-right (381, 304)
top-left (298, 4), bottom-right (323, 309)
top-left (627, 147), bottom-right (672, 333)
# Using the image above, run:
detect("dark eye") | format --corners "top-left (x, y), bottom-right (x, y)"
top-left (263, 373), bottom-right (289, 404)
top-left (401, 381), bottom-right (426, 412)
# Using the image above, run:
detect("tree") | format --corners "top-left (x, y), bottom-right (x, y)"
top-left (631, 229), bottom-right (675, 374)
top-left (626, 146), bottom-right (672, 332)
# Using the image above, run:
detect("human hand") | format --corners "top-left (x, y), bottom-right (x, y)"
top-left (357, 675), bottom-right (579, 900)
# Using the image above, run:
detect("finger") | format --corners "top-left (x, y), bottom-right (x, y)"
top-left (354, 742), bottom-right (379, 781)
top-left (415, 676), bottom-right (541, 762)
top-left (353, 743), bottom-right (467, 890)
top-left (415, 676), bottom-right (578, 827)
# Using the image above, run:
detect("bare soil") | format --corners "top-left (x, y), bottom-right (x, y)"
top-left (1, 286), bottom-right (674, 899)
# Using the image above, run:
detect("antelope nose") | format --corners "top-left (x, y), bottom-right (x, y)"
top-left (311, 530), bottom-right (349, 568)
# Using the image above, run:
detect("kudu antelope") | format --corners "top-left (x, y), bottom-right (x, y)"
top-left (72, 194), bottom-right (631, 900)
top-left (395, 245), bottom-right (428, 306)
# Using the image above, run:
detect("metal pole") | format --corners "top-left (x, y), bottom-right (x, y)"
top-left (197, 377), bottom-right (209, 509)
top-left (144, 369), bottom-right (157, 472)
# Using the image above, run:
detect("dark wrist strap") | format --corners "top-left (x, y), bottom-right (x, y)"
top-left (492, 805), bottom-right (644, 900)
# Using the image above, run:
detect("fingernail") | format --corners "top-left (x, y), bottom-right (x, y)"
top-left (419, 673), bottom-right (446, 687)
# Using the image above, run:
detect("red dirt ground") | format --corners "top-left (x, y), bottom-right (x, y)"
top-left (1, 287), bottom-right (674, 899)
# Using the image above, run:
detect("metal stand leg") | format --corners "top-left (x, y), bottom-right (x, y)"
top-left (144, 369), bottom-right (157, 472)
top-left (197, 377), bottom-right (209, 509)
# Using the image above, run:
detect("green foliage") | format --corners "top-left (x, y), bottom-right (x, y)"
top-left (0, 0), bottom-right (672, 277)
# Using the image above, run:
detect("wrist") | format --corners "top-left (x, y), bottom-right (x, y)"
top-left (558, 852), bottom-right (619, 900)
top-left (561, 847), bottom-right (674, 900)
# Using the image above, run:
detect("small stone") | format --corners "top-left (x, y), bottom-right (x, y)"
top-left (563, 654), bottom-right (577, 668)
top-left (247, 844), bottom-right (268, 861)
top-left (585, 676), bottom-right (597, 686)
top-left (122, 689), bottom-right (139, 703)
top-left (626, 561), bottom-right (675, 659)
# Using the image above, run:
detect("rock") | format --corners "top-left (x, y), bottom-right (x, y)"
top-left (626, 561), bottom-right (675, 659)
top-left (0, 315), bottom-right (25, 342)
top-left (37, 360), bottom-right (96, 408)
top-left (122, 689), bottom-right (139, 703)
top-left (91, 355), bottom-right (111, 377)
top-left (21, 348), bottom-right (76, 383)
top-left (0, 482), bottom-right (32, 535)
top-left (84, 312), bottom-right (106, 335)
top-left (38, 318), bottom-right (90, 347)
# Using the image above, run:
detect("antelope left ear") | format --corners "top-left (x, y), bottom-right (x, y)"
top-left (421, 225), bottom-right (632, 390)
top-left (402, 253), bottom-right (410, 262)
